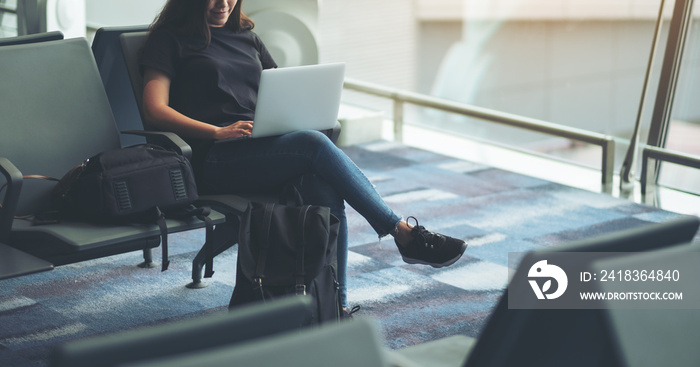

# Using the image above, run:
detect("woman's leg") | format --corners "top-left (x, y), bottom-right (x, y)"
top-left (201, 130), bottom-right (402, 235)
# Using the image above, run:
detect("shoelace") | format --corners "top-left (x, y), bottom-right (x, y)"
top-left (407, 216), bottom-right (445, 249)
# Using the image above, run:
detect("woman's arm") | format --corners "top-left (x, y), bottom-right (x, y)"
top-left (142, 68), bottom-right (253, 140)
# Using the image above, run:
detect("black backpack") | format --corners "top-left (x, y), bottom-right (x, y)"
top-left (229, 198), bottom-right (342, 324)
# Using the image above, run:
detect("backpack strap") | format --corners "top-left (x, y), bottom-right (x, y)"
top-left (193, 206), bottom-right (215, 278)
top-left (280, 181), bottom-right (304, 206)
top-left (294, 205), bottom-right (311, 296)
top-left (252, 203), bottom-right (275, 302)
top-left (167, 205), bottom-right (215, 276)
top-left (153, 207), bottom-right (169, 272)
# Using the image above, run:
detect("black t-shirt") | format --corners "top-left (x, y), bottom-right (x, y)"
top-left (140, 26), bottom-right (277, 125)
top-left (139, 26), bottom-right (277, 171)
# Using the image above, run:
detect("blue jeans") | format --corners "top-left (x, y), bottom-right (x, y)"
top-left (200, 130), bottom-right (402, 307)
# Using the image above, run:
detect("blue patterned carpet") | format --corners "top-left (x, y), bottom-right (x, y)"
top-left (0, 141), bottom-right (696, 366)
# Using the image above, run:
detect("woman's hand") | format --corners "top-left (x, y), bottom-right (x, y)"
top-left (214, 121), bottom-right (254, 140)
top-left (144, 68), bottom-right (251, 140)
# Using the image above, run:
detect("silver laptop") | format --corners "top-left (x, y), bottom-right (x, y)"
top-left (248, 62), bottom-right (345, 138)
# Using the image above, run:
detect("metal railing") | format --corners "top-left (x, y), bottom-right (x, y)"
top-left (641, 146), bottom-right (700, 195)
top-left (343, 77), bottom-right (616, 186)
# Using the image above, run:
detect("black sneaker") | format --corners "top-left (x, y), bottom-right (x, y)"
top-left (395, 217), bottom-right (468, 268)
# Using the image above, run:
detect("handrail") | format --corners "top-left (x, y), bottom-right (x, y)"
top-left (343, 77), bottom-right (615, 186)
top-left (640, 145), bottom-right (700, 195)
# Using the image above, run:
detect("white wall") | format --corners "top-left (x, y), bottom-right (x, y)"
top-left (318, 0), bottom-right (417, 92)
top-left (85, 0), bottom-right (165, 28)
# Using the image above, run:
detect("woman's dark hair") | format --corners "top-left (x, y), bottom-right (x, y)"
top-left (149, 0), bottom-right (254, 46)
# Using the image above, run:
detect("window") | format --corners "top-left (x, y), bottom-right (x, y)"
top-left (0, 0), bottom-right (18, 37)
top-left (320, 0), bottom-right (698, 187)
top-left (657, 2), bottom-right (700, 195)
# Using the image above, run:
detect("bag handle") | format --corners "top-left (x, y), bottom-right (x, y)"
top-left (294, 205), bottom-right (311, 296)
top-left (281, 183), bottom-right (304, 207)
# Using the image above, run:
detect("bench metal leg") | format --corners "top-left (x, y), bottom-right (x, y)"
top-left (138, 247), bottom-right (158, 268)
top-left (187, 217), bottom-right (239, 289)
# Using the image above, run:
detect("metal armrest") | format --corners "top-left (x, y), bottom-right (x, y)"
top-left (122, 130), bottom-right (193, 160)
top-left (0, 157), bottom-right (23, 241)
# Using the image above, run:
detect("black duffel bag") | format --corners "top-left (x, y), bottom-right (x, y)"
top-left (50, 144), bottom-right (213, 272)
top-left (54, 144), bottom-right (197, 220)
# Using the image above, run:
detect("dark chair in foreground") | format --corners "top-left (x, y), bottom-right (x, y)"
top-left (594, 247), bottom-right (700, 367)
top-left (0, 38), bottom-right (225, 273)
top-left (50, 296), bottom-right (315, 367)
top-left (52, 296), bottom-right (390, 367)
top-left (460, 215), bottom-right (700, 367)
top-left (127, 317), bottom-right (390, 367)
top-left (118, 30), bottom-right (342, 287)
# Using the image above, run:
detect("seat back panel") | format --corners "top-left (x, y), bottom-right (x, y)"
top-left (0, 39), bottom-right (122, 215)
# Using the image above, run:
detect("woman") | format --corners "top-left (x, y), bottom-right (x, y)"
top-left (140, 0), bottom-right (468, 314)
